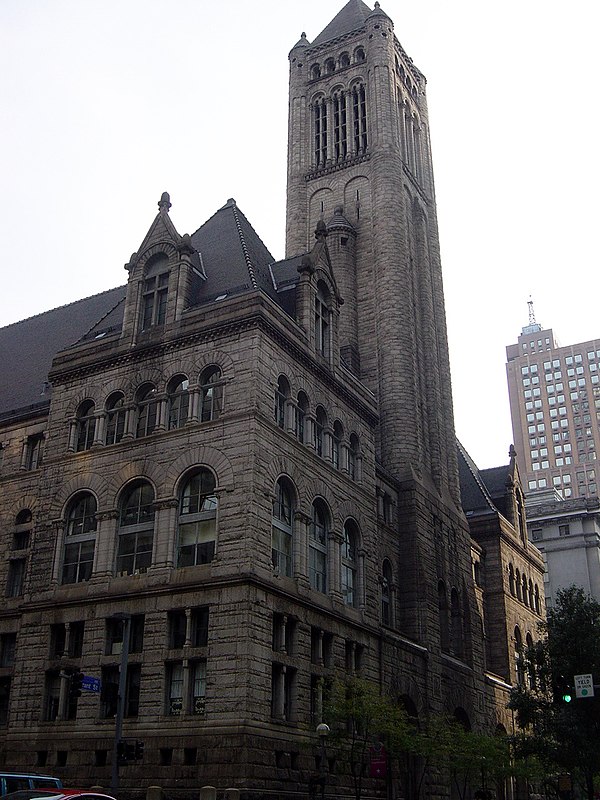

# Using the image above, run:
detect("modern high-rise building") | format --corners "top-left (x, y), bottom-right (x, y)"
top-left (0, 3), bottom-right (544, 797)
top-left (506, 311), bottom-right (600, 500)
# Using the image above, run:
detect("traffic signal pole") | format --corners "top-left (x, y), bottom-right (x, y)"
top-left (110, 614), bottom-right (131, 792)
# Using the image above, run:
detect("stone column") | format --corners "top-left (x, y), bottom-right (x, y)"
top-left (93, 413), bottom-right (105, 447)
top-left (294, 512), bottom-right (310, 587)
top-left (67, 420), bottom-right (78, 452)
top-left (188, 389), bottom-right (200, 424)
top-left (358, 548), bottom-right (367, 612)
top-left (329, 531), bottom-right (343, 602)
top-left (94, 511), bottom-right (119, 578)
top-left (153, 500), bottom-right (178, 568)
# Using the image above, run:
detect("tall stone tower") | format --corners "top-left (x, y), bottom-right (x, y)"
top-left (286, 0), bottom-right (459, 506)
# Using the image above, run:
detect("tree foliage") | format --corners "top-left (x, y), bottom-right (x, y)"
top-left (324, 676), bottom-right (514, 800)
top-left (509, 586), bottom-right (600, 800)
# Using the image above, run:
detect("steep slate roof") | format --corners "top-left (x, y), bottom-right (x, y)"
top-left (311, 0), bottom-right (372, 46)
top-left (0, 286), bottom-right (126, 421)
top-left (457, 441), bottom-right (503, 518)
top-left (189, 199), bottom-right (277, 305)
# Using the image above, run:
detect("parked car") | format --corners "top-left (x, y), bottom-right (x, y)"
top-left (5, 792), bottom-right (116, 800)
top-left (0, 774), bottom-right (62, 797)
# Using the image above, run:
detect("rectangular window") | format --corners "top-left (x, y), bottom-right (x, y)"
top-left (167, 662), bottom-right (184, 716)
top-left (25, 434), bottom-right (43, 470)
top-left (101, 665), bottom-right (140, 718)
top-left (559, 524), bottom-right (570, 537)
top-left (0, 676), bottom-right (10, 726)
top-left (6, 559), bottom-right (25, 598)
top-left (192, 660), bottom-right (206, 715)
top-left (0, 633), bottom-right (16, 668)
top-left (44, 672), bottom-right (61, 721)
top-left (105, 615), bottom-right (144, 656)
top-left (271, 663), bottom-right (295, 721)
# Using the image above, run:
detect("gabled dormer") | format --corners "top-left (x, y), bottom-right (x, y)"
top-left (295, 220), bottom-right (343, 369)
top-left (120, 192), bottom-right (197, 346)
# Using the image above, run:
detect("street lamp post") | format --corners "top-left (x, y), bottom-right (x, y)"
top-left (316, 723), bottom-right (330, 800)
top-left (110, 613), bottom-right (131, 792)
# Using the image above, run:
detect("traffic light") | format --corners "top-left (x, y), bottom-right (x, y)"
top-left (125, 742), bottom-right (136, 761)
top-left (117, 739), bottom-right (127, 764)
top-left (135, 740), bottom-right (144, 761)
top-left (554, 674), bottom-right (573, 704)
top-left (69, 670), bottom-right (84, 700)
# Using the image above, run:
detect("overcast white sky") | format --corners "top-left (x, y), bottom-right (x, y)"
top-left (1, 0), bottom-right (598, 469)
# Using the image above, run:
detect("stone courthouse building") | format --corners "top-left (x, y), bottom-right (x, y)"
top-left (0, 1), bottom-right (544, 797)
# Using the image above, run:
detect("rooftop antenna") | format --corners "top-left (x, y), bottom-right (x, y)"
top-left (527, 296), bottom-right (536, 327)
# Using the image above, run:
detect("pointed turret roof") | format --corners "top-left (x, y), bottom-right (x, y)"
top-left (312, 0), bottom-right (372, 47)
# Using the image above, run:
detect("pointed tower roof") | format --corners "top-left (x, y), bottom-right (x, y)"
top-left (312, 0), bottom-right (372, 47)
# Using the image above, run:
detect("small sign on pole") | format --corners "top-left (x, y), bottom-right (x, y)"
top-left (82, 675), bottom-right (102, 693)
top-left (574, 673), bottom-right (594, 698)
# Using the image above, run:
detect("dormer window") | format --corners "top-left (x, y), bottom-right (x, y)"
top-left (141, 254), bottom-right (169, 331)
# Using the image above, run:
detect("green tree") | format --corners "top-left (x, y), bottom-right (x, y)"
top-left (509, 586), bottom-right (600, 800)
top-left (410, 715), bottom-right (512, 800)
top-left (324, 676), bottom-right (414, 800)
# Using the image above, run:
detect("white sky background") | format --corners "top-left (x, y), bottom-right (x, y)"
top-left (1, 0), bottom-right (598, 470)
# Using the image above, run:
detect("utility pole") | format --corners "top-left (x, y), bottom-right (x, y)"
top-left (110, 613), bottom-right (131, 792)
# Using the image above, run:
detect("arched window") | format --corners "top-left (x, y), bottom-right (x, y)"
top-left (200, 366), bottom-right (223, 422)
top-left (315, 283), bottom-right (331, 359)
top-left (295, 391), bottom-right (309, 443)
top-left (117, 481), bottom-right (155, 575)
top-left (529, 579), bottom-right (535, 608)
top-left (105, 392), bottom-right (126, 445)
top-left (522, 574), bottom-right (528, 606)
top-left (514, 626), bottom-right (525, 686)
top-left (508, 563), bottom-right (515, 596)
top-left (526, 632), bottom-right (535, 688)
top-left (348, 433), bottom-right (359, 480)
top-left (339, 52), bottom-right (350, 68)
top-left (309, 501), bottom-right (329, 593)
top-left (438, 581), bottom-right (449, 651)
top-left (141, 253), bottom-right (169, 331)
top-left (75, 400), bottom-right (96, 452)
top-left (275, 376), bottom-right (290, 430)
top-left (515, 568), bottom-right (522, 600)
top-left (135, 383), bottom-right (159, 438)
top-left (450, 588), bottom-right (463, 658)
top-left (355, 47), bottom-right (365, 62)
top-left (332, 421), bottom-right (343, 470)
top-left (178, 469), bottom-right (217, 566)
top-left (534, 584), bottom-right (541, 614)
top-left (352, 83), bottom-right (368, 154)
top-left (62, 492), bottom-right (97, 584)
top-left (333, 90), bottom-right (348, 162)
top-left (311, 63), bottom-right (321, 80)
top-left (314, 97), bottom-right (328, 167)
top-left (382, 559), bottom-right (393, 626)
top-left (325, 58), bottom-right (335, 74)
top-left (341, 520), bottom-right (358, 607)
top-left (272, 479), bottom-right (294, 577)
top-left (315, 406), bottom-right (327, 457)
top-left (168, 375), bottom-right (189, 430)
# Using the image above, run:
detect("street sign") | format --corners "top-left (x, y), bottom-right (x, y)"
top-left (574, 673), bottom-right (594, 698)
top-left (81, 675), bottom-right (101, 693)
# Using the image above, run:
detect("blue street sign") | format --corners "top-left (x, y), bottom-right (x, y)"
top-left (81, 676), bottom-right (101, 693)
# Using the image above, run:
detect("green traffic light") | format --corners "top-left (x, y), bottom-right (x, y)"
top-left (563, 693), bottom-right (572, 703)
